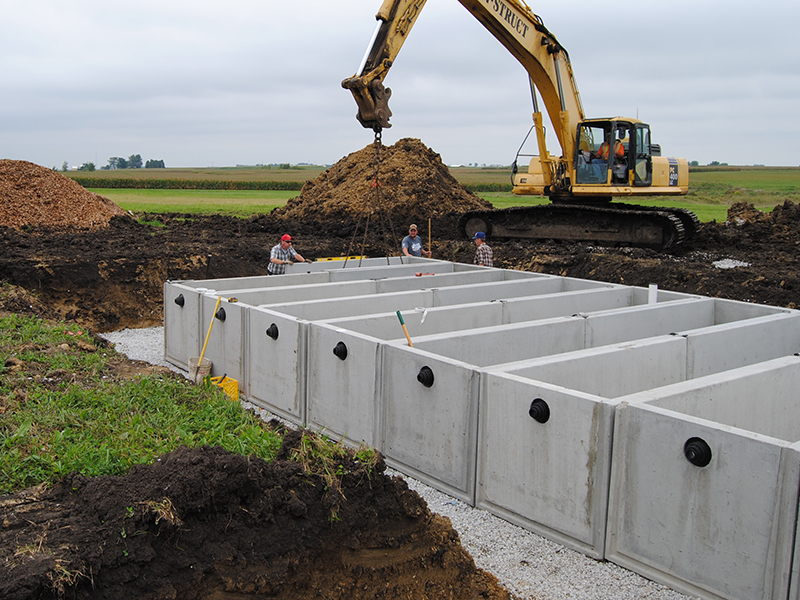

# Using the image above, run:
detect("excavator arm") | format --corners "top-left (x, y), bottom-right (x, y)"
top-left (343, 1), bottom-right (695, 252)
top-left (342, 0), bottom-right (584, 165)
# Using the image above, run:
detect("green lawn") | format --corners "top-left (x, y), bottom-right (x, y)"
top-left (0, 310), bottom-right (284, 493)
top-left (91, 188), bottom-right (294, 217)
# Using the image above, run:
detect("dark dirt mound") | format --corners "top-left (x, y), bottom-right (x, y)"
top-left (271, 138), bottom-right (492, 252)
top-left (0, 441), bottom-right (509, 600)
top-left (0, 160), bottom-right (127, 230)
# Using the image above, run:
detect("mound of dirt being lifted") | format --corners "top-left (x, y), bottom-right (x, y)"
top-left (0, 440), bottom-right (510, 600)
top-left (273, 138), bottom-right (492, 244)
top-left (0, 159), bottom-right (127, 230)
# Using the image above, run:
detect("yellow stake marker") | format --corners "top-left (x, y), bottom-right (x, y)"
top-left (428, 217), bottom-right (432, 258)
top-left (199, 296), bottom-right (222, 365)
top-left (396, 310), bottom-right (414, 347)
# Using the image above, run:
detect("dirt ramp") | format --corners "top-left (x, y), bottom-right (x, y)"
top-left (274, 138), bottom-right (492, 244)
top-left (0, 159), bottom-right (126, 230)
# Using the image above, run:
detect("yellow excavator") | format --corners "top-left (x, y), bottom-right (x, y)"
top-left (342, 0), bottom-right (698, 251)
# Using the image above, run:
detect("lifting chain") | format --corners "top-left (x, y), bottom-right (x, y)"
top-left (345, 128), bottom-right (383, 267)
top-left (371, 128), bottom-right (382, 189)
top-left (344, 128), bottom-right (400, 267)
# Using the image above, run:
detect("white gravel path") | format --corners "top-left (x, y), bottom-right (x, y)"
top-left (100, 326), bottom-right (698, 600)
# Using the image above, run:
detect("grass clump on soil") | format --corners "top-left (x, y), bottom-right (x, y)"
top-left (0, 312), bottom-right (283, 494)
top-left (287, 429), bottom-right (381, 522)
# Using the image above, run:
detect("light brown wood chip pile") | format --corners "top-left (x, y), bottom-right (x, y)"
top-left (0, 159), bottom-right (127, 229)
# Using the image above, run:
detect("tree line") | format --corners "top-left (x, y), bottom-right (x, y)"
top-left (61, 154), bottom-right (166, 172)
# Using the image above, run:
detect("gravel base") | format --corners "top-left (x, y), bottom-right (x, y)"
top-left (101, 326), bottom-right (697, 600)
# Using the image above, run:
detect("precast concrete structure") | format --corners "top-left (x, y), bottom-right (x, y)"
top-left (164, 258), bottom-right (800, 600)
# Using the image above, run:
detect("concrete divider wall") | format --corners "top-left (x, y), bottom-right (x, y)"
top-left (264, 289), bottom-right (438, 321)
top-left (411, 299), bottom-right (710, 367)
top-left (326, 260), bottom-right (457, 281)
top-left (684, 312), bottom-right (800, 378)
top-left (163, 260), bottom-right (800, 600)
top-left (259, 276), bottom-right (592, 322)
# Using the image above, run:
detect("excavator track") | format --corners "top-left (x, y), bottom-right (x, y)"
top-left (459, 204), bottom-right (698, 252)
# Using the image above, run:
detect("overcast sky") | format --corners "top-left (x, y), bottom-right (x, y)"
top-left (2, 0), bottom-right (798, 169)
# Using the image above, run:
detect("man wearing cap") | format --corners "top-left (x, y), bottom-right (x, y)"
top-left (401, 224), bottom-right (431, 258)
top-left (268, 234), bottom-right (307, 275)
top-left (472, 231), bottom-right (493, 267)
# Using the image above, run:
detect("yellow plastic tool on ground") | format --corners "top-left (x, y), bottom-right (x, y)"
top-left (210, 374), bottom-right (238, 400)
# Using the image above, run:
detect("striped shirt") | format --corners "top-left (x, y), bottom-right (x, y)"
top-left (268, 243), bottom-right (297, 275)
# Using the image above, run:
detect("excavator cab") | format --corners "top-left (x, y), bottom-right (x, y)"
top-left (574, 119), bottom-right (653, 188)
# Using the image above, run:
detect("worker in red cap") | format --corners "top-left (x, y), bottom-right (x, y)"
top-left (268, 234), bottom-right (307, 275)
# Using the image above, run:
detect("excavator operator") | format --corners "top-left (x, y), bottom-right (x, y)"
top-left (593, 136), bottom-right (625, 162)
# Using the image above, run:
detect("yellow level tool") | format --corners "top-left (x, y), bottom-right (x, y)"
top-left (316, 255), bottom-right (367, 262)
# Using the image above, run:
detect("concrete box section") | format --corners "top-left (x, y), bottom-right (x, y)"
top-left (304, 280), bottom-right (643, 451)
top-left (607, 356), bottom-right (800, 600)
top-left (476, 311), bottom-right (800, 560)
top-left (163, 259), bottom-right (800, 600)
top-left (163, 259), bottom-right (485, 368)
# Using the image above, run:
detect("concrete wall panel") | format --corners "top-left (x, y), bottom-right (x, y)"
top-left (327, 261), bottom-right (455, 281)
top-left (373, 270), bottom-right (508, 294)
top-left (306, 324), bottom-right (382, 447)
top-left (584, 298), bottom-right (714, 347)
top-left (229, 280), bottom-right (378, 306)
top-left (380, 345), bottom-right (479, 504)
top-left (500, 286), bottom-right (630, 323)
top-left (265, 289), bottom-right (436, 321)
top-left (163, 283), bottom-right (202, 369)
top-left (620, 355), bottom-right (800, 449)
top-left (477, 373), bottom-right (615, 558)
top-left (198, 295), bottom-right (245, 382)
top-left (607, 401), bottom-right (800, 600)
top-left (413, 317), bottom-right (587, 367)
top-left (712, 297), bottom-right (789, 323)
top-left (325, 303), bottom-right (506, 340)
top-left (504, 336), bottom-right (687, 398)
top-left (245, 308), bottom-right (307, 424)
top-left (432, 277), bottom-right (566, 305)
top-left (685, 312), bottom-right (800, 378)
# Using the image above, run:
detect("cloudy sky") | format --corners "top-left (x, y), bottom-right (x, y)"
top-left (2, 0), bottom-right (798, 169)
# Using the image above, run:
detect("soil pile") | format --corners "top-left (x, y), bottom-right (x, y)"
top-left (273, 138), bottom-right (492, 248)
top-left (0, 439), bottom-right (510, 600)
top-left (0, 160), bottom-right (126, 230)
top-left (698, 199), bottom-right (800, 253)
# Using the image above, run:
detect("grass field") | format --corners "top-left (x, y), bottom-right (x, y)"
top-left (85, 165), bottom-right (800, 223)
top-left (91, 189), bottom-right (292, 217)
